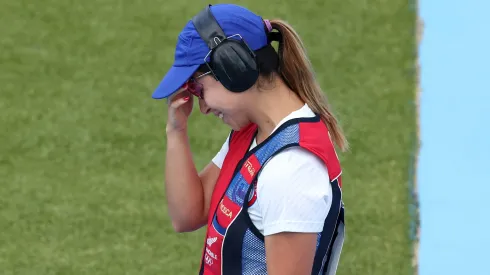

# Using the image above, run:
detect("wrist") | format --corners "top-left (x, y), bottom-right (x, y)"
top-left (166, 126), bottom-right (188, 136)
top-left (165, 127), bottom-right (190, 150)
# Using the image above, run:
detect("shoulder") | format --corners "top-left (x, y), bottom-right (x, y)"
top-left (259, 146), bottom-right (330, 182)
top-left (255, 146), bottom-right (332, 236)
top-left (211, 133), bottom-right (231, 169)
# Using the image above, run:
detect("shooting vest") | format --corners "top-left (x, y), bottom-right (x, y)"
top-left (199, 115), bottom-right (345, 275)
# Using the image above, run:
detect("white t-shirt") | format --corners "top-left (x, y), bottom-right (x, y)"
top-left (212, 104), bottom-right (333, 236)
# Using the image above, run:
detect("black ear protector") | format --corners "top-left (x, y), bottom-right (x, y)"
top-left (191, 5), bottom-right (260, 93)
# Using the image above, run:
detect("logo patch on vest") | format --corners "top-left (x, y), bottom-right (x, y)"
top-left (204, 230), bottom-right (223, 272)
top-left (219, 201), bottom-right (233, 218)
top-left (240, 154), bottom-right (260, 183)
top-left (207, 237), bottom-right (217, 247)
top-left (217, 196), bottom-right (241, 228)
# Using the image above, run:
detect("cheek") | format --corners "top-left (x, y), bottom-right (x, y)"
top-left (203, 93), bottom-right (227, 110)
top-left (202, 83), bottom-right (226, 106)
top-left (204, 90), bottom-right (234, 111)
top-left (201, 80), bottom-right (247, 114)
top-left (220, 100), bottom-right (244, 116)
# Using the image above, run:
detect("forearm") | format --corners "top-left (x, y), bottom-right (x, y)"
top-left (164, 130), bottom-right (205, 232)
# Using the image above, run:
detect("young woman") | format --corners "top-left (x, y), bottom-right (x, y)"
top-left (152, 4), bottom-right (348, 275)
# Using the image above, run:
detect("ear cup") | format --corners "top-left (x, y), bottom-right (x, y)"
top-left (210, 40), bottom-right (259, 92)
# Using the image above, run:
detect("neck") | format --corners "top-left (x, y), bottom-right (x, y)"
top-left (248, 78), bottom-right (305, 144)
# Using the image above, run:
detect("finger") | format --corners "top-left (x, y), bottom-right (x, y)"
top-left (169, 96), bottom-right (191, 109)
top-left (167, 85), bottom-right (190, 104)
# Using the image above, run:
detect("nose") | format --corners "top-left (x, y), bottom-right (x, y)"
top-left (198, 98), bottom-right (211, 115)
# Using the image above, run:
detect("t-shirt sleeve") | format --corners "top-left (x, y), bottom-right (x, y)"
top-left (256, 147), bottom-right (333, 236)
top-left (211, 133), bottom-right (231, 169)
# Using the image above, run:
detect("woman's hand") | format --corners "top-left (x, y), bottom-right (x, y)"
top-left (166, 85), bottom-right (194, 133)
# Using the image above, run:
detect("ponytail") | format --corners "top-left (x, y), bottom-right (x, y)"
top-left (268, 19), bottom-right (349, 152)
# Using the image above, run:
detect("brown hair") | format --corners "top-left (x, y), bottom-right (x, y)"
top-left (268, 19), bottom-right (349, 152)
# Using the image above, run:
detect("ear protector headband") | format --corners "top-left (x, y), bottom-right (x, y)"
top-left (191, 5), bottom-right (260, 93)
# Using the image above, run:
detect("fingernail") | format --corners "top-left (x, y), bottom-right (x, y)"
top-left (183, 96), bottom-right (190, 101)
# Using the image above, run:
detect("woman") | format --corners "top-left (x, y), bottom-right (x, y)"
top-left (153, 4), bottom-right (348, 275)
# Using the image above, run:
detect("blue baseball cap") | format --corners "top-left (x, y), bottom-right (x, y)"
top-left (152, 4), bottom-right (269, 99)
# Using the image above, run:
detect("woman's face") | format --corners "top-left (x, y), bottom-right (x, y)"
top-left (194, 73), bottom-right (253, 131)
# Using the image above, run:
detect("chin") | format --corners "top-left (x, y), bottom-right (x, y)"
top-left (228, 121), bottom-right (253, 132)
top-left (228, 123), bottom-right (242, 131)
top-left (223, 115), bottom-right (252, 132)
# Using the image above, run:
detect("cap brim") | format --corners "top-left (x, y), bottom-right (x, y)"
top-left (152, 64), bottom-right (200, 99)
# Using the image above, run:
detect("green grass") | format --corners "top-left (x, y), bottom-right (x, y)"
top-left (0, 0), bottom-right (417, 274)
